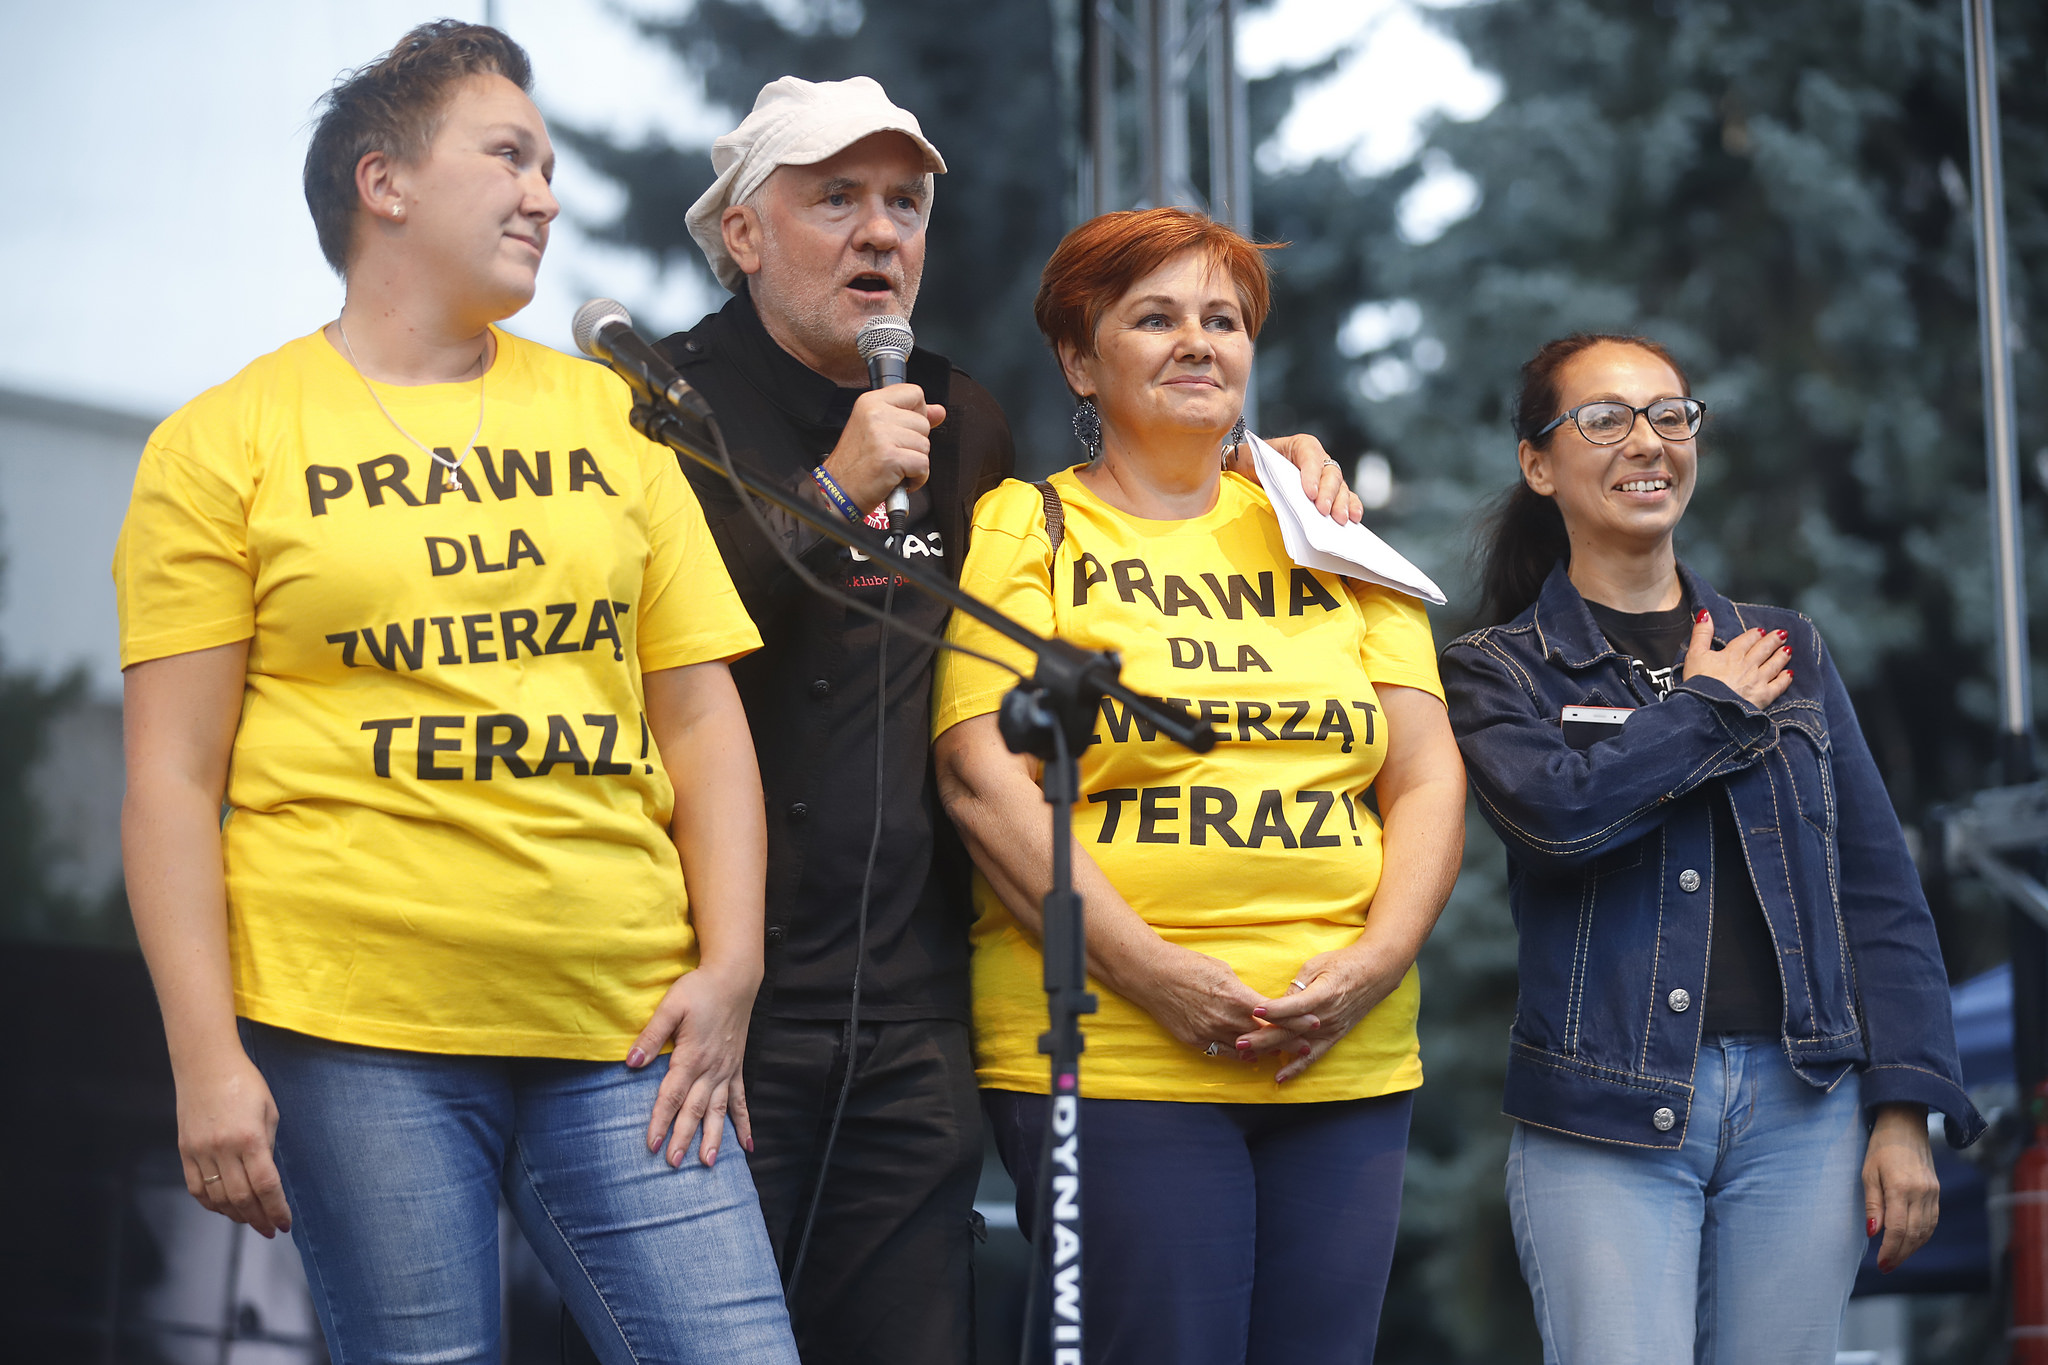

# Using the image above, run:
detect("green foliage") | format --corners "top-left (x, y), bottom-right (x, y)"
top-left (554, 0), bottom-right (1078, 462)
top-left (1268, 3), bottom-right (2047, 1357)
top-left (1357, 0), bottom-right (2048, 799)
top-left (0, 666), bottom-right (130, 948)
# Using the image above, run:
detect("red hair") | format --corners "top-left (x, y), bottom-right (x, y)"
top-left (1033, 208), bottom-right (1281, 363)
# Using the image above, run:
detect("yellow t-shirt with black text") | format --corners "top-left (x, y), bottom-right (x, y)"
top-left (114, 327), bottom-right (761, 1059)
top-left (932, 468), bottom-right (1442, 1103)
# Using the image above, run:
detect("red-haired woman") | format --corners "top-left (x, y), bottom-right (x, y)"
top-left (116, 22), bottom-right (795, 1362)
top-left (931, 208), bottom-right (1467, 1362)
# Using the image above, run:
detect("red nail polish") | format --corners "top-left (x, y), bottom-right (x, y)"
top-left (1695, 609), bottom-right (1708, 623)
top-left (1781, 646), bottom-right (1791, 656)
top-left (626, 1047), bottom-right (646, 1068)
top-left (1252, 1006), bottom-right (1267, 1018)
top-left (1236, 1039), bottom-right (1251, 1051)
top-left (744, 1137), bottom-right (755, 1153)
top-left (1867, 1218), bottom-right (1877, 1236)
top-left (1785, 669), bottom-right (1794, 678)
top-left (1777, 630), bottom-right (1788, 640)
top-left (1879, 1261), bottom-right (1892, 1274)
top-left (1299, 1043), bottom-right (1312, 1056)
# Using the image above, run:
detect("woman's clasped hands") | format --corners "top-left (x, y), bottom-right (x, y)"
top-left (1249, 943), bottom-right (1409, 1082)
top-left (1136, 937), bottom-right (1406, 1084)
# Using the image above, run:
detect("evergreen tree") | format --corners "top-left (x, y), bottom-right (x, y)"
top-left (1365, 0), bottom-right (2048, 790)
top-left (554, 0), bottom-right (1077, 461)
top-left (1283, 2), bottom-right (2046, 1358)
top-left (0, 664), bottom-right (128, 948)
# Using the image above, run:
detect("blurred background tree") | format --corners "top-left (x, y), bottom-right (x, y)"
top-left (556, 0), bottom-right (1078, 458)
top-left (1269, 4), bottom-right (2046, 1351)
top-left (566, 1), bottom-right (2048, 1359)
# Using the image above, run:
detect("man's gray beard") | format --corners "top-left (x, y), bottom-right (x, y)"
top-left (751, 217), bottom-right (923, 379)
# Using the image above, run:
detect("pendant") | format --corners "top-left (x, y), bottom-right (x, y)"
top-left (445, 472), bottom-right (462, 491)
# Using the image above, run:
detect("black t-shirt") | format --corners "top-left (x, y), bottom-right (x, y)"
top-left (1586, 599), bottom-right (1784, 1035)
top-left (786, 467), bottom-right (955, 1006)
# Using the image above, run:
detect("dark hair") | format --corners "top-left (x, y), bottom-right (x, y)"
top-left (1034, 208), bottom-right (1281, 373)
top-left (303, 21), bottom-right (533, 276)
top-left (1476, 333), bottom-right (1693, 624)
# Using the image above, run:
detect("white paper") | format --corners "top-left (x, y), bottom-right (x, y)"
top-left (1246, 433), bottom-right (1446, 605)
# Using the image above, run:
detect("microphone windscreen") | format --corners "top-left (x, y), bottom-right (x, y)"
top-left (573, 298), bottom-right (633, 358)
top-left (855, 314), bottom-right (915, 363)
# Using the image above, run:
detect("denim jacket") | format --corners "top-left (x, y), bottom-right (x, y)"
top-left (1440, 563), bottom-right (1983, 1150)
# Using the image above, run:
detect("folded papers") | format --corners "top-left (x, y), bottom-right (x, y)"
top-left (1247, 434), bottom-right (1446, 606)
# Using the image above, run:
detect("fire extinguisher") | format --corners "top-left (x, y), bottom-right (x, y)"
top-left (2013, 1082), bottom-right (2048, 1362)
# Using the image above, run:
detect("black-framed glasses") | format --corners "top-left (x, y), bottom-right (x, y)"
top-left (1535, 396), bottom-right (1706, 445)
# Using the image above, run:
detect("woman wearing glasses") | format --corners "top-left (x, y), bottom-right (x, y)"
top-left (1439, 334), bottom-right (1980, 1363)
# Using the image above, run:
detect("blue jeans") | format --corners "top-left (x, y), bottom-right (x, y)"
top-left (241, 1020), bottom-right (798, 1365)
top-left (986, 1088), bottom-right (1413, 1365)
top-left (1506, 1035), bottom-right (1869, 1365)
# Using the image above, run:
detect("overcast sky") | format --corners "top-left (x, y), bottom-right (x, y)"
top-left (0, 0), bottom-right (1496, 421)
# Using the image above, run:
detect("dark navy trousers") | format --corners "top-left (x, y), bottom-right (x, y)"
top-left (986, 1087), bottom-right (1413, 1365)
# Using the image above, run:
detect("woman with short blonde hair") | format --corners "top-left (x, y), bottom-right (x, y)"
top-left (117, 22), bottom-right (795, 1362)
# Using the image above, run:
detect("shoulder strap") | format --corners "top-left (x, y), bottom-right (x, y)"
top-left (1033, 478), bottom-right (1065, 555)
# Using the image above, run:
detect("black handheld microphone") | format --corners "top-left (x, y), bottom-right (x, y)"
top-left (855, 314), bottom-right (916, 531)
top-left (572, 298), bottom-right (715, 430)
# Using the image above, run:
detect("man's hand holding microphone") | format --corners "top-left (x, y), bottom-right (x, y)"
top-left (821, 384), bottom-right (944, 523)
top-left (818, 313), bottom-right (939, 529)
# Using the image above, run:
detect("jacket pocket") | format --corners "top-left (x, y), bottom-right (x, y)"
top-left (1777, 723), bottom-right (1836, 839)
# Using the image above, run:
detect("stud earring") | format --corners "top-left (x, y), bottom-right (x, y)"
top-left (391, 203), bottom-right (403, 218)
top-left (1072, 396), bottom-right (1102, 461)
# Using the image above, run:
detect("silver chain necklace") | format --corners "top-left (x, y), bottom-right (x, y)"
top-left (335, 319), bottom-right (487, 490)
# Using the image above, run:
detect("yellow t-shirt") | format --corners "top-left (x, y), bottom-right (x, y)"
top-left (114, 327), bottom-right (761, 1059)
top-left (932, 468), bottom-right (1443, 1102)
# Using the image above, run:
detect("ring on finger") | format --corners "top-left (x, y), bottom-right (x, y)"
top-left (1287, 978), bottom-right (1308, 993)
top-left (1204, 1041), bottom-right (1222, 1057)
top-left (203, 1173), bottom-right (223, 1185)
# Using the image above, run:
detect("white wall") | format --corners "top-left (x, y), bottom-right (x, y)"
top-left (0, 389), bottom-right (154, 700)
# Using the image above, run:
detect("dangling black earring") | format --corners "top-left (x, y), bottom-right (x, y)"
top-left (1224, 413), bottom-right (1248, 467)
top-left (1073, 396), bottom-right (1103, 461)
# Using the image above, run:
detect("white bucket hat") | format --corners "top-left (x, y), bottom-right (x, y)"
top-left (686, 75), bottom-right (947, 292)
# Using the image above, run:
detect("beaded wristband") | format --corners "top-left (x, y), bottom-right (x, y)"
top-left (811, 464), bottom-right (864, 522)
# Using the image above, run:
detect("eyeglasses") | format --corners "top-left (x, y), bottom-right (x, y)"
top-left (1535, 396), bottom-right (1706, 446)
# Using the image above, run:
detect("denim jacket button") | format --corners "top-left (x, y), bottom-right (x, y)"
top-left (1652, 1106), bottom-right (1677, 1132)
top-left (1667, 988), bottom-right (1691, 1013)
top-left (1678, 868), bottom-right (1702, 893)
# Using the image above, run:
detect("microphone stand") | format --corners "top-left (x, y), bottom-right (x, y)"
top-left (627, 398), bottom-right (1216, 1362)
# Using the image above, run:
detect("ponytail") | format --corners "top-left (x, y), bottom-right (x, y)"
top-left (1475, 331), bottom-right (1693, 625)
top-left (1477, 482), bottom-right (1569, 625)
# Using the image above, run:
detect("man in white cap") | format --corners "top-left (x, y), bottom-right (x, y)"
top-left (630, 75), bottom-right (1363, 1362)
top-left (647, 75), bottom-right (1004, 1364)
